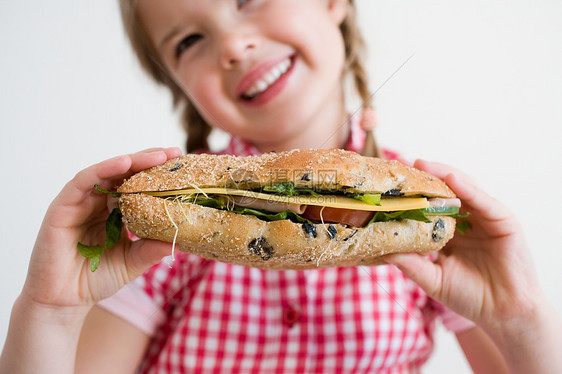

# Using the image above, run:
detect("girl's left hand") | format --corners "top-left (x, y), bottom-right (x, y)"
top-left (384, 160), bottom-right (545, 329)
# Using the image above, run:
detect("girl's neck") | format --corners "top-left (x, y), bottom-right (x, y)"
top-left (253, 92), bottom-right (349, 153)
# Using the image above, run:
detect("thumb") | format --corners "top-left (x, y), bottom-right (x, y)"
top-left (125, 239), bottom-right (173, 280)
top-left (384, 253), bottom-right (444, 301)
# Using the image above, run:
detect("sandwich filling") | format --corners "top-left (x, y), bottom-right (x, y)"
top-left (140, 182), bottom-right (463, 228)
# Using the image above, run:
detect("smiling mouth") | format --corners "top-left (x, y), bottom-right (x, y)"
top-left (240, 57), bottom-right (294, 101)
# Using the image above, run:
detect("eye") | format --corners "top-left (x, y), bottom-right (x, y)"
top-left (237, 0), bottom-right (251, 9)
top-left (175, 34), bottom-right (203, 58)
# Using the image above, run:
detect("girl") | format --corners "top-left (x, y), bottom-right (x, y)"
top-left (1, 0), bottom-right (561, 373)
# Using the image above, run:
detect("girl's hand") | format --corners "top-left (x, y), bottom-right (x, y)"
top-left (22, 147), bottom-right (182, 310)
top-left (384, 160), bottom-right (545, 328)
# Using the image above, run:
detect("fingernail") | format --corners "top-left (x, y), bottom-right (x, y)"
top-left (168, 147), bottom-right (183, 155)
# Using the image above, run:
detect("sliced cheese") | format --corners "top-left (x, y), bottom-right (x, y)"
top-left (142, 187), bottom-right (429, 212)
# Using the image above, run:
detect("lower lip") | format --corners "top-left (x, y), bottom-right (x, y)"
top-left (239, 56), bottom-right (296, 107)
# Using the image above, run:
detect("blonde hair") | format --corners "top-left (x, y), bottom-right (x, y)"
top-left (119, 0), bottom-right (373, 153)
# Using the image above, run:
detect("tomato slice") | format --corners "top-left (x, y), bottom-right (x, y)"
top-left (302, 205), bottom-right (374, 227)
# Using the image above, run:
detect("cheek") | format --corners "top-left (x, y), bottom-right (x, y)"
top-left (267, 10), bottom-right (345, 73)
top-left (188, 74), bottom-right (238, 128)
top-left (176, 61), bottom-right (215, 106)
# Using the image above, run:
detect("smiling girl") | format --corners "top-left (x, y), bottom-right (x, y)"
top-left (1, 1), bottom-right (561, 373)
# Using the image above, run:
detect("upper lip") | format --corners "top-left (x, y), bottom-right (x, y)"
top-left (235, 53), bottom-right (294, 99)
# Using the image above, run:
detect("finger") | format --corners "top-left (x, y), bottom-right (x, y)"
top-left (124, 240), bottom-right (173, 280)
top-left (99, 148), bottom-right (181, 186)
top-left (135, 147), bottom-right (167, 154)
top-left (164, 147), bottom-right (183, 159)
top-left (414, 160), bottom-right (513, 220)
top-left (59, 150), bottom-right (176, 209)
top-left (128, 148), bottom-right (183, 174)
top-left (57, 155), bottom-right (132, 207)
top-left (128, 150), bottom-right (175, 174)
top-left (446, 173), bottom-right (520, 236)
top-left (444, 172), bottom-right (511, 218)
top-left (413, 159), bottom-right (475, 185)
top-left (80, 147), bottom-right (181, 191)
top-left (384, 253), bottom-right (444, 301)
top-left (98, 148), bottom-right (182, 186)
top-left (135, 147), bottom-right (182, 159)
top-left (414, 159), bottom-right (519, 236)
top-left (103, 148), bottom-right (182, 212)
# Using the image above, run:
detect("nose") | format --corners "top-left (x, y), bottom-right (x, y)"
top-left (219, 30), bottom-right (257, 70)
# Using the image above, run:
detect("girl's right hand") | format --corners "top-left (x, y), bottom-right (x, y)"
top-left (21, 147), bottom-right (182, 310)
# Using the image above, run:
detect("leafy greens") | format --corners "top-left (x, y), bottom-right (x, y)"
top-left (77, 208), bottom-right (123, 272)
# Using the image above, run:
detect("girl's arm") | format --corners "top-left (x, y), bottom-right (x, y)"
top-left (76, 306), bottom-right (150, 373)
top-left (456, 327), bottom-right (508, 374)
top-left (0, 148), bottom-right (181, 374)
top-left (1, 296), bottom-right (89, 373)
top-left (385, 160), bottom-right (562, 374)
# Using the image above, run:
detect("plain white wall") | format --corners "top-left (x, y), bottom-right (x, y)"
top-left (1, 1), bottom-right (560, 372)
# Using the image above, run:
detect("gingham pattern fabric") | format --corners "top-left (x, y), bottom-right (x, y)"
top-left (100, 117), bottom-right (472, 373)
top-left (136, 256), bottom-right (437, 373)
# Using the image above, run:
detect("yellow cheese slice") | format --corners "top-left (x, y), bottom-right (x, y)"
top-left (143, 188), bottom-right (429, 212)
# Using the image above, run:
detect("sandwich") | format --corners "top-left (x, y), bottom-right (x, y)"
top-left (111, 149), bottom-right (465, 270)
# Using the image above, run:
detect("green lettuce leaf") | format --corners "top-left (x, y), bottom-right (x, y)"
top-left (455, 220), bottom-right (472, 234)
top-left (191, 197), bottom-right (228, 209)
top-left (368, 209), bottom-right (432, 225)
top-left (94, 184), bottom-right (121, 198)
top-left (235, 208), bottom-right (313, 224)
top-left (263, 181), bottom-right (296, 195)
top-left (423, 206), bottom-right (460, 215)
top-left (262, 181), bottom-right (320, 196)
top-left (189, 196), bottom-right (313, 224)
top-left (347, 193), bottom-right (382, 206)
top-left (77, 208), bottom-right (123, 272)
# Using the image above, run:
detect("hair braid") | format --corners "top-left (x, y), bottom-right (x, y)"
top-left (341, 1), bottom-right (379, 157)
top-left (341, 1), bottom-right (372, 108)
top-left (184, 102), bottom-right (212, 153)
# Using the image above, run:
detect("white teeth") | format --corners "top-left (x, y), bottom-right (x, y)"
top-left (243, 57), bottom-right (292, 98)
top-left (256, 80), bottom-right (268, 92)
top-left (264, 72), bottom-right (277, 84)
top-left (271, 68), bottom-right (282, 79)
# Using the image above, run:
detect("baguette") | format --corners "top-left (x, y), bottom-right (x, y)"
top-left (118, 149), bottom-right (457, 269)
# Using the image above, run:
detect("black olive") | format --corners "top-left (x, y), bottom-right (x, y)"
top-left (169, 163), bottom-right (182, 172)
top-left (301, 173), bottom-right (310, 181)
top-left (302, 223), bottom-right (317, 238)
top-left (327, 224), bottom-right (337, 240)
top-left (382, 189), bottom-right (404, 196)
top-left (432, 218), bottom-right (446, 242)
top-left (394, 232), bottom-right (399, 237)
top-left (248, 237), bottom-right (274, 260)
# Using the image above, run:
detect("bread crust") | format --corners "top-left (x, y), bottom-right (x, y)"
top-left (118, 150), bottom-right (458, 269)
top-left (118, 149), bottom-right (455, 198)
top-left (119, 193), bottom-right (456, 270)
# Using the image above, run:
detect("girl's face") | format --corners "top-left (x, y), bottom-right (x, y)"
top-left (138, 0), bottom-right (349, 150)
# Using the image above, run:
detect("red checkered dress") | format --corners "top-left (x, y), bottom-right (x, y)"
top-left (98, 118), bottom-right (474, 373)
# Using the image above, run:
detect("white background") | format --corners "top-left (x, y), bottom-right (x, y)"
top-left (1, 1), bottom-right (561, 372)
